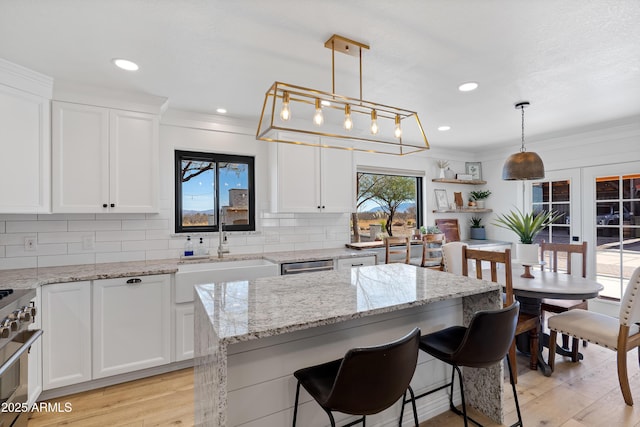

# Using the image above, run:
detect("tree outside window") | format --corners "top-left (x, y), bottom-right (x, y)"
top-left (352, 172), bottom-right (422, 242)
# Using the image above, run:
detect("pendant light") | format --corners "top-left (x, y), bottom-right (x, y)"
top-left (502, 101), bottom-right (545, 180)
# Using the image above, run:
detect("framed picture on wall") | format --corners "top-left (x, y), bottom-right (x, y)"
top-left (434, 189), bottom-right (448, 211)
top-left (465, 162), bottom-right (482, 180)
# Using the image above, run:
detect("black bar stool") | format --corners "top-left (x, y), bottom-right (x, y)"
top-left (401, 302), bottom-right (523, 427)
top-left (292, 327), bottom-right (421, 427)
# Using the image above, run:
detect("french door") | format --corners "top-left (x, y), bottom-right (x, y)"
top-left (529, 169), bottom-right (582, 245)
top-left (583, 163), bottom-right (640, 300)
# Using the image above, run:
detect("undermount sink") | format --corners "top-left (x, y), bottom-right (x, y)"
top-left (175, 259), bottom-right (279, 303)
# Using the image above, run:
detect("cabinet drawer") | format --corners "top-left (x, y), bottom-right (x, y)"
top-left (336, 256), bottom-right (376, 271)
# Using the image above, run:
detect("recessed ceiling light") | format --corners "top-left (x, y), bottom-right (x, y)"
top-left (458, 82), bottom-right (478, 92)
top-left (438, 125), bottom-right (451, 131)
top-left (112, 58), bottom-right (139, 71)
top-left (216, 108), bottom-right (227, 114)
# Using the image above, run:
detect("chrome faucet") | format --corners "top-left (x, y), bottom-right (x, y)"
top-left (217, 207), bottom-right (229, 258)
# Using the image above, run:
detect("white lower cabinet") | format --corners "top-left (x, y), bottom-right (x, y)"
top-left (41, 274), bottom-right (172, 391)
top-left (336, 255), bottom-right (377, 271)
top-left (42, 281), bottom-right (92, 390)
top-left (92, 275), bottom-right (171, 379)
top-left (28, 288), bottom-right (43, 406)
top-left (174, 303), bottom-right (194, 362)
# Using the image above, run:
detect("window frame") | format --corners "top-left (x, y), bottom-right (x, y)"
top-left (353, 170), bottom-right (423, 241)
top-left (174, 150), bottom-right (255, 234)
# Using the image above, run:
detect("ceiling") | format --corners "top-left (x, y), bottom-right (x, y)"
top-left (1, 0), bottom-right (639, 151)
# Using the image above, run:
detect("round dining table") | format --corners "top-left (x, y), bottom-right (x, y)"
top-left (488, 265), bottom-right (604, 376)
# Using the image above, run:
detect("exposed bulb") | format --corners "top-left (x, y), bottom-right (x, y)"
top-left (343, 104), bottom-right (353, 130)
top-left (280, 91), bottom-right (291, 121)
top-left (313, 98), bottom-right (324, 126)
top-left (394, 114), bottom-right (402, 138)
top-left (370, 109), bottom-right (379, 135)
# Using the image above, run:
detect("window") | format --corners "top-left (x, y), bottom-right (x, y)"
top-left (175, 150), bottom-right (255, 233)
top-left (594, 174), bottom-right (640, 299)
top-left (351, 172), bottom-right (423, 242)
top-left (531, 180), bottom-right (571, 244)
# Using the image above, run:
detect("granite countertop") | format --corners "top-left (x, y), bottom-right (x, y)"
top-left (1, 248), bottom-right (375, 289)
top-left (195, 263), bottom-right (500, 345)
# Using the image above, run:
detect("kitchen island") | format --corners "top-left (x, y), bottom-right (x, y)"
top-left (195, 264), bottom-right (503, 426)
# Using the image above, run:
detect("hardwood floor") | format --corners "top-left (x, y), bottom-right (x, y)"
top-left (28, 344), bottom-right (640, 426)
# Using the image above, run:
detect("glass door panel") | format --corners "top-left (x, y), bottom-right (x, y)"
top-left (532, 179), bottom-right (571, 244)
top-left (586, 168), bottom-right (640, 300)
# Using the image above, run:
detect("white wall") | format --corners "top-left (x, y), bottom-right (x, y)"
top-left (0, 109), bottom-right (637, 270)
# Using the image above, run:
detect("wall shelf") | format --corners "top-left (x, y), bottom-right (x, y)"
top-left (432, 178), bottom-right (487, 185)
top-left (432, 208), bottom-right (493, 213)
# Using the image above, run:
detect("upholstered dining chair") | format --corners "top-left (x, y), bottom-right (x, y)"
top-left (539, 241), bottom-right (588, 349)
top-left (462, 247), bottom-right (540, 383)
top-left (384, 236), bottom-right (411, 264)
top-left (292, 328), bottom-right (421, 426)
top-left (441, 241), bottom-right (467, 275)
top-left (400, 302), bottom-right (523, 427)
top-left (548, 266), bottom-right (640, 406)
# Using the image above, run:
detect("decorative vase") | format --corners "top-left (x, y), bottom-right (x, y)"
top-left (439, 168), bottom-right (445, 178)
top-left (444, 168), bottom-right (456, 179)
top-left (475, 200), bottom-right (485, 209)
top-left (469, 227), bottom-right (486, 240)
top-left (515, 243), bottom-right (540, 264)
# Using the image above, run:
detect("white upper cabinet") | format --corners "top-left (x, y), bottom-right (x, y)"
top-left (52, 101), bottom-right (159, 213)
top-left (270, 143), bottom-right (354, 213)
top-left (0, 59), bottom-right (52, 214)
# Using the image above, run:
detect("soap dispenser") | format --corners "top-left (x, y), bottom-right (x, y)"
top-left (184, 236), bottom-right (194, 257)
top-left (197, 237), bottom-right (206, 256)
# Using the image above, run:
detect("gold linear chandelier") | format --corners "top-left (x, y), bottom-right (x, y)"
top-left (256, 34), bottom-right (429, 156)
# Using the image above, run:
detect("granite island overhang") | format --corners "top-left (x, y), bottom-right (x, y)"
top-left (194, 263), bottom-right (503, 426)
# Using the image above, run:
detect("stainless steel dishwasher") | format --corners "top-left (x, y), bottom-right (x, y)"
top-left (280, 259), bottom-right (334, 275)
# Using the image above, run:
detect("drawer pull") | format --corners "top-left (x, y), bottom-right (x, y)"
top-left (352, 263), bottom-right (364, 267)
top-left (126, 278), bottom-right (142, 284)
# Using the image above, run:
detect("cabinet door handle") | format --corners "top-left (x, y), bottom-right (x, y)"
top-left (317, 206), bottom-right (321, 209)
top-left (110, 203), bottom-right (115, 208)
top-left (352, 263), bottom-right (364, 267)
top-left (126, 278), bottom-right (142, 284)
top-left (321, 205), bottom-right (325, 209)
top-left (102, 203), bottom-right (108, 208)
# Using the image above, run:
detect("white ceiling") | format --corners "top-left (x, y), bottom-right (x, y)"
top-left (1, 0), bottom-right (639, 151)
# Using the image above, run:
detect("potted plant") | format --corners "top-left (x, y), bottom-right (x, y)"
top-left (493, 208), bottom-right (564, 263)
top-left (469, 216), bottom-right (486, 240)
top-left (469, 190), bottom-right (492, 209)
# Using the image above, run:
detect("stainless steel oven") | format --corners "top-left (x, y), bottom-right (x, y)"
top-left (0, 289), bottom-right (41, 427)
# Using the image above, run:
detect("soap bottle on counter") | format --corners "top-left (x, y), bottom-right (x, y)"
top-left (184, 236), bottom-right (194, 257)
top-left (197, 237), bottom-right (207, 256)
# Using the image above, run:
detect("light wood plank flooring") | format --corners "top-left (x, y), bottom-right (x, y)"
top-left (28, 343), bottom-right (640, 426)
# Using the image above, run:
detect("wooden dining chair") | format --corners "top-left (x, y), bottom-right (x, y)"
top-left (548, 266), bottom-right (640, 406)
top-left (462, 247), bottom-right (540, 383)
top-left (384, 236), bottom-right (411, 264)
top-left (419, 233), bottom-right (445, 269)
top-left (540, 241), bottom-right (588, 349)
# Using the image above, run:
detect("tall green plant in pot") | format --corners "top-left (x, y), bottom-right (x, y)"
top-left (493, 208), bottom-right (563, 263)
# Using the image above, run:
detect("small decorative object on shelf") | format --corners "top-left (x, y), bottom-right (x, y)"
top-left (434, 189), bottom-right (449, 210)
top-left (465, 162), bottom-right (483, 181)
top-left (454, 192), bottom-right (464, 209)
top-left (457, 174), bottom-right (473, 181)
top-left (436, 160), bottom-right (449, 179)
top-left (469, 189), bottom-right (491, 209)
